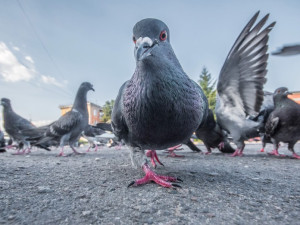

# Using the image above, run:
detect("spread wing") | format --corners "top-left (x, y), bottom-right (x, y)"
top-left (217, 11), bottom-right (276, 117)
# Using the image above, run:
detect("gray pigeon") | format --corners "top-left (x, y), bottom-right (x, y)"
top-left (82, 125), bottom-right (106, 152)
top-left (111, 18), bottom-right (208, 188)
top-left (215, 12), bottom-right (276, 157)
top-left (251, 91), bottom-right (275, 152)
top-left (0, 129), bottom-right (6, 152)
top-left (25, 82), bottom-right (94, 156)
top-left (265, 87), bottom-right (300, 159)
top-left (0, 98), bottom-right (43, 154)
top-left (195, 109), bottom-right (234, 154)
top-left (272, 44), bottom-right (300, 56)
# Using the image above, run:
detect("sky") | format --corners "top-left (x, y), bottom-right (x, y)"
top-left (0, 0), bottom-right (300, 128)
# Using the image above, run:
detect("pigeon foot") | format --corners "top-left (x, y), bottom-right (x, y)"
top-left (231, 149), bottom-right (243, 157)
top-left (165, 144), bottom-right (184, 157)
top-left (218, 142), bottom-right (225, 149)
top-left (128, 163), bottom-right (182, 188)
top-left (268, 149), bottom-right (285, 157)
top-left (292, 153), bottom-right (300, 159)
top-left (260, 148), bottom-right (265, 152)
top-left (146, 150), bottom-right (164, 168)
top-left (12, 150), bottom-right (26, 155)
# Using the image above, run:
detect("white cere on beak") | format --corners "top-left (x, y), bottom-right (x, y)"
top-left (135, 37), bottom-right (153, 47)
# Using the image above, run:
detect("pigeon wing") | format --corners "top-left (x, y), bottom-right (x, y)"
top-left (217, 11), bottom-right (276, 116)
top-left (111, 81), bottom-right (129, 140)
top-left (47, 110), bottom-right (82, 137)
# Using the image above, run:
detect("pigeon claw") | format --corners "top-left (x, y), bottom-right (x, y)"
top-left (260, 148), bottom-right (265, 152)
top-left (172, 183), bottom-right (182, 189)
top-left (128, 163), bottom-right (182, 188)
top-left (176, 177), bottom-right (183, 182)
top-left (127, 181), bottom-right (135, 188)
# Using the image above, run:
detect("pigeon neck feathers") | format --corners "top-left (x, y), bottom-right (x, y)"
top-left (72, 87), bottom-right (89, 114)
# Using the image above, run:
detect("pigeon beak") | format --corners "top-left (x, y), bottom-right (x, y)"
top-left (134, 37), bottom-right (159, 61)
top-left (91, 87), bottom-right (95, 92)
top-left (285, 90), bottom-right (292, 96)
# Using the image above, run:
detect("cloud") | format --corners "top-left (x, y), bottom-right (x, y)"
top-left (0, 42), bottom-right (67, 88)
top-left (25, 56), bottom-right (34, 64)
top-left (13, 46), bottom-right (20, 51)
top-left (41, 75), bottom-right (64, 87)
top-left (0, 42), bottom-right (35, 82)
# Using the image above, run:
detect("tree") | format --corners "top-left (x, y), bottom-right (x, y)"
top-left (102, 100), bottom-right (115, 122)
top-left (198, 67), bottom-right (217, 112)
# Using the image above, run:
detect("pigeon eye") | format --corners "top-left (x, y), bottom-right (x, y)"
top-left (160, 31), bottom-right (167, 41)
top-left (133, 36), bottom-right (136, 44)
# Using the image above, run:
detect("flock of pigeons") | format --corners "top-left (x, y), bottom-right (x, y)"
top-left (1, 11), bottom-right (300, 188)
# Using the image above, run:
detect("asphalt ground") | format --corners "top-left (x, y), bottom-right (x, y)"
top-left (0, 142), bottom-right (299, 225)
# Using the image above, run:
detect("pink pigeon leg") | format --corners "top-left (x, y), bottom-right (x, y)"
top-left (231, 149), bottom-right (243, 157)
top-left (128, 163), bottom-right (182, 188)
top-left (86, 146), bottom-right (91, 152)
top-left (268, 149), bottom-right (285, 157)
top-left (57, 147), bottom-right (66, 157)
top-left (166, 144), bottom-right (184, 157)
top-left (146, 150), bottom-right (164, 168)
top-left (218, 142), bottom-right (225, 150)
top-left (70, 146), bottom-right (84, 155)
top-left (292, 153), bottom-right (300, 159)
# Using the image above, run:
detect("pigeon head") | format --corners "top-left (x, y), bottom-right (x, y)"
top-left (273, 87), bottom-right (291, 101)
top-left (133, 18), bottom-right (172, 62)
top-left (79, 82), bottom-right (95, 92)
top-left (0, 98), bottom-right (11, 108)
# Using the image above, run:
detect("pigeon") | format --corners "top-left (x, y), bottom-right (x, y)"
top-left (265, 87), bottom-right (300, 159)
top-left (195, 109), bottom-right (234, 154)
top-left (272, 44), bottom-right (300, 56)
top-left (251, 91), bottom-right (275, 152)
top-left (24, 82), bottom-right (94, 156)
top-left (215, 12), bottom-right (276, 157)
top-left (0, 130), bottom-right (6, 152)
top-left (111, 18), bottom-right (208, 188)
top-left (0, 98), bottom-right (49, 154)
top-left (82, 125), bottom-right (106, 152)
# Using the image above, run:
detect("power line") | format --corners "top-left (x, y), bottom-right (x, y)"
top-left (16, 0), bottom-right (67, 82)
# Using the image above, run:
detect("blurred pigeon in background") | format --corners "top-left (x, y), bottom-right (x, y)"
top-left (265, 87), bottom-right (300, 159)
top-left (195, 109), bottom-right (234, 154)
top-left (251, 91), bottom-right (275, 152)
top-left (24, 82), bottom-right (94, 156)
top-left (272, 44), bottom-right (300, 56)
top-left (0, 129), bottom-right (6, 153)
top-left (1, 98), bottom-right (50, 154)
top-left (216, 12), bottom-right (276, 157)
top-left (82, 125), bottom-right (106, 152)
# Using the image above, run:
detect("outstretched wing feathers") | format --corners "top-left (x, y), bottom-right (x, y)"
top-left (217, 11), bottom-right (275, 116)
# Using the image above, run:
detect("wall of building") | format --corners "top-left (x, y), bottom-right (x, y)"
top-left (59, 102), bottom-right (102, 125)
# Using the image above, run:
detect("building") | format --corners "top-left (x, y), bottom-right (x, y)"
top-left (59, 102), bottom-right (103, 125)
